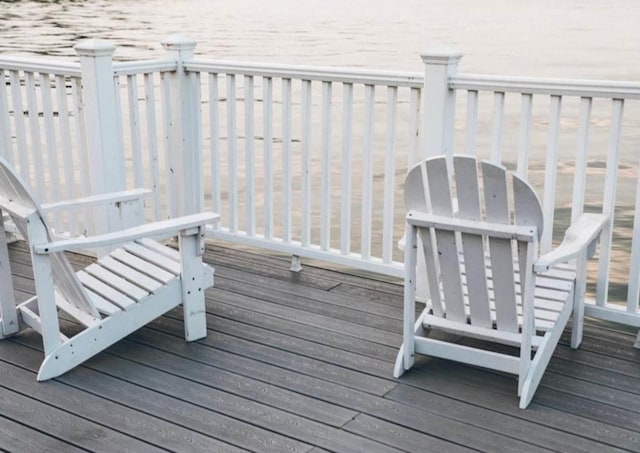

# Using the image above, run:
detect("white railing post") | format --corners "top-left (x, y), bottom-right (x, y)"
top-left (75, 40), bottom-right (126, 235)
top-left (161, 35), bottom-right (202, 217)
top-left (420, 48), bottom-right (462, 159)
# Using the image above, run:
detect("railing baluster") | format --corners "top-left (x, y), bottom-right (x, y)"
top-left (407, 87), bottom-right (420, 166)
top-left (301, 79), bottom-right (312, 247)
top-left (227, 74), bottom-right (238, 233)
top-left (541, 95), bottom-right (562, 253)
top-left (143, 72), bottom-right (161, 220)
top-left (39, 73), bottom-right (62, 231)
top-left (320, 81), bottom-right (333, 251)
top-left (208, 73), bottom-right (221, 217)
top-left (465, 90), bottom-right (478, 156)
top-left (628, 162), bottom-right (640, 313)
top-left (490, 91), bottom-right (505, 162)
top-left (571, 97), bottom-right (592, 223)
top-left (244, 75), bottom-right (255, 236)
top-left (361, 84), bottom-right (375, 259)
top-left (263, 76), bottom-right (273, 239)
top-left (9, 71), bottom-right (28, 181)
top-left (382, 86), bottom-right (397, 263)
top-left (127, 74), bottom-right (144, 188)
top-left (71, 76), bottom-right (89, 233)
top-left (0, 70), bottom-right (13, 164)
top-left (340, 82), bottom-right (353, 255)
top-left (25, 72), bottom-right (44, 199)
top-left (160, 72), bottom-right (175, 218)
top-left (40, 74), bottom-right (59, 200)
top-left (596, 99), bottom-right (624, 307)
top-left (55, 75), bottom-right (73, 201)
top-left (282, 78), bottom-right (293, 243)
top-left (516, 93), bottom-right (533, 177)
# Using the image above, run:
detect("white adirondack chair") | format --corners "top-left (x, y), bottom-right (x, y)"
top-left (394, 155), bottom-right (608, 409)
top-left (0, 157), bottom-right (218, 381)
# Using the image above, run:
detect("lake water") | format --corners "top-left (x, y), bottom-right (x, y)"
top-left (1, 0), bottom-right (640, 300)
top-left (2, 0), bottom-right (640, 79)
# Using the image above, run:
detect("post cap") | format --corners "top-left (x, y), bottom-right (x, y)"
top-left (420, 47), bottom-right (463, 65)
top-left (74, 39), bottom-right (116, 57)
top-left (161, 35), bottom-right (197, 52)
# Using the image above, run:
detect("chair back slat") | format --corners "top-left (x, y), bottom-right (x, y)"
top-left (453, 157), bottom-right (492, 328)
top-left (481, 161), bottom-right (518, 332)
top-left (425, 159), bottom-right (466, 323)
top-left (405, 161), bottom-right (444, 315)
top-left (0, 158), bottom-right (99, 319)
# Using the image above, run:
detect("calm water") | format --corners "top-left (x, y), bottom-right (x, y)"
top-left (1, 0), bottom-right (640, 80)
top-left (1, 0), bottom-right (639, 299)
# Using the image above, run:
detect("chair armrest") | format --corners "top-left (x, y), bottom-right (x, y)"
top-left (40, 189), bottom-right (151, 214)
top-left (33, 212), bottom-right (219, 254)
top-left (534, 213), bottom-right (608, 273)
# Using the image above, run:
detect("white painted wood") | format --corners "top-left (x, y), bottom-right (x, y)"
top-left (301, 79), bottom-right (312, 247)
top-left (407, 87), bottom-right (420, 166)
top-left (226, 73), bottom-right (238, 232)
top-left (541, 95), bottom-right (562, 253)
top-left (9, 71), bottom-right (29, 178)
top-left (85, 263), bottom-right (149, 301)
top-left (482, 161), bottom-right (518, 332)
top-left (320, 81), bottom-right (333, 251)
top-left (161, 36), bottom-right (203, 218)
top-left (421, 49), bottom-right (462, 158)
top-left (282, 78), bottom-right (293, 243)
top-left (77, 270), bottom-right (136, 310)
top-left (395, 155), bottom-right (602, 408)
top-left (340, 83), bottom-right (353, 255)
top-left (465, 90), bottom-right (478, 156)
top-left (0, 151), bottom-right (215, 381)
top-left (454, 156), bottom-right (491, 328)
top-left (628, 151), bottom-right (640, 313)
top-left (143, 72), bottom-right (161, 220)
top-left (382, 86), bottom-right (397, 263)
top-left (596, 99), bottom-right (624, 307)
top-left (40, 73), bottom-right (60, 204)
top-left (360, 84), bottom-right (375, 260)
top-left (516, 93), bottom-right (533, 177)
top-left (490, 91), bottom-right (505, 162)
top-left (208, 73), bottom-right (221, 217)
top-left (262, 76), bottom-right (274, 240)
top-left (179, 229), bottom-right (208, 341)
top-left (571, 97), bottom-right (592, 223)
top-left (244, 75), bottom-right (256, 236)
top-left (25, 72), bottom-right (44, 200)
top-left (0, 70), bottom-right (13, 165)
top-left (127, 74), bottom-right (144, 188)
top-left (74, 40), bottom-right (126, 235)
top-left (0, 214), bottom-right (18, 336)
top-left (98, 255), bottom-right (163, 293)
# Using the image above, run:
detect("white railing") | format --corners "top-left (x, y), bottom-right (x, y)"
top-left (1, 37), bottom-right (639, 329)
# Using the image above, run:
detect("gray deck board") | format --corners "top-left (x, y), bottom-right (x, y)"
top-left (1, 240), bottom-right (640, 452)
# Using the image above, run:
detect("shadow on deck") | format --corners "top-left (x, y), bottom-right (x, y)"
top-left (1, 240), bottom-right (639, 452)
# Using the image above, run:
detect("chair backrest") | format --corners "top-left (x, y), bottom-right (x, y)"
top-left (0, 157), bottom-right (99, 319)
top-left (405, 155), bottom-right (543, 333)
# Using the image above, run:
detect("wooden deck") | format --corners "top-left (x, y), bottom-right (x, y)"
top-left (1, 240), bottom-right (639, 453)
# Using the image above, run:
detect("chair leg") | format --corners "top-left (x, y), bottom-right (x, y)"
top-left (571, 252), bottom-right (588, 349)
top-left (0, 219), bottom-right (19, 338)
top-left (179, 232), bottom-right (207, 342)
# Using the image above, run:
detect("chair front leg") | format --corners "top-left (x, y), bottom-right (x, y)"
top-left (571, 249), bottom-right (589, 349)
top-left (179, 226), bottom-right (207, 342)
top-left (0, 213), bottom-right (19, 338)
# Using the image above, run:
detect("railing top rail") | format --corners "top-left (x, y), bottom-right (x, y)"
top-left (113, 59), bottom-right (179, 76)
top-left (452, 74), bottom-right (640, 99)
top-left (185, 59), bottom-right (424, 87)
top-left (0, 56), bottom-right (82, 77)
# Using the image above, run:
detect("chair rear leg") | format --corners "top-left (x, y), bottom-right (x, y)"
top-left (0, 217), bottom-right (19, 338)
